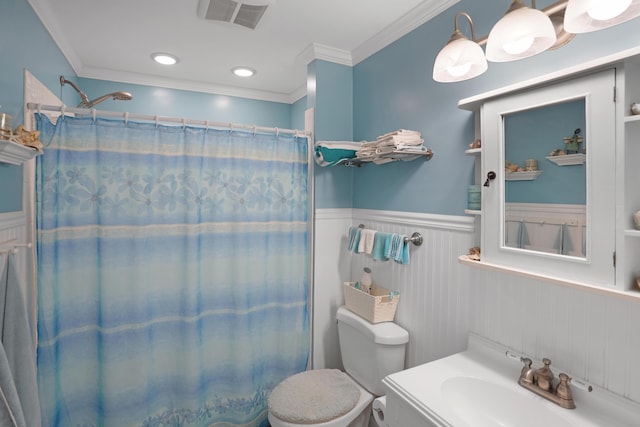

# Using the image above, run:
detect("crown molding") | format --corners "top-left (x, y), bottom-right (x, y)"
top-left (352, 0), bottom-right (460, 65)
top-left (77, 66), bottom-right (295, 104)
top-left (297, 43), bottom-right (354, 67)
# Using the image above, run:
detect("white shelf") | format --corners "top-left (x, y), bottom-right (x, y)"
top-left (0, 138), bottom-right (41, 165)
top-left (458, 255), bottom-right (640, 301)
top-left (624, 229), bottom-right (640, 237)
top-left (504, 170), bottom-right (542, 181)
top-left (546, 153), bottom-right (586, 166)
top-left (464, 209), bottom-right (481, 215)
top-left (343, 149), bottom-right (433, 166)
top-left (465, 148), bottom-right (481, 155)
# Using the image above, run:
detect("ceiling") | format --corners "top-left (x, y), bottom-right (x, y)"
top-left (28, 0), bottom-right (457, 103)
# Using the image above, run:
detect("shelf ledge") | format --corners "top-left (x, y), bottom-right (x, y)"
top-left (504, 170), bottom-right (542, 181)
top-left (546, 154), bottom-right (585, 166)
top-left (0, 138), bottom-right (41, 165)
top-left (458, 255), bottom-right (640, 301)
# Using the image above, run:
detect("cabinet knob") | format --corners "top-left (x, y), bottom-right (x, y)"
top-left (484, 171), bottom-right (496, 187)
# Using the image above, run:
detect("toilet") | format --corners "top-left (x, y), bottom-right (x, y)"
top-left (268, 306), bottom-right (409, 427)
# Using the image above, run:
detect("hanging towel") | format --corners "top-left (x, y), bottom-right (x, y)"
top-left (0, 254), bottom-right (40, 427)
top-left (399, 240), bottom-right (410, 265)
top-left (347, 226), bottom-right (362, 253)
top-left (358, 229), bottom-right (377, 254)
top-left (372, 232), bottom-right (391, 261)
top-left (0, 339), bottom-right (25, 427)
top-left (314, 141), bottom-right (362, 167)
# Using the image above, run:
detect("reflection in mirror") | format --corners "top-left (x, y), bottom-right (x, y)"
top-left (503, 99), bottom-right (586, 258)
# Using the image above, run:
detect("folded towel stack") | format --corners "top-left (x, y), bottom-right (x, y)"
top-left (348, 226), bottom-right (410, 265)
top-left (356, 129), bottom-right (428, 164)
top-left (314, 141), bottom-right (363, 167)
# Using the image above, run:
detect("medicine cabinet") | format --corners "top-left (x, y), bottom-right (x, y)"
top-left (458, 49), bottom-right (640, 297)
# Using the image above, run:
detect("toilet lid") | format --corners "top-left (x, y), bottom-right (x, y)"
top-left (268, 369), bottom-right (360, 424)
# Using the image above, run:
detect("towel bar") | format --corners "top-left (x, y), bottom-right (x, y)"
top-left (357, 224), bottom-right (423, 247)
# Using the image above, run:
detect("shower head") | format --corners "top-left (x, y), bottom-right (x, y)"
top-left (60, 75), bottom-right (133, 108)
top-left (80, 92), bottom-right (133, 108)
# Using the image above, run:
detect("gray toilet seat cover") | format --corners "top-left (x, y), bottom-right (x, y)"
top-left (268, 369), bottom-right (360, 424)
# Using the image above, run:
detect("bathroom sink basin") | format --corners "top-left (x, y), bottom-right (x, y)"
top-left (441, 377), bottom-right (573, 427)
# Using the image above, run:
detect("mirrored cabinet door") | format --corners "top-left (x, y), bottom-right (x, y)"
top-left (481, 69), bottom-right (616, 288)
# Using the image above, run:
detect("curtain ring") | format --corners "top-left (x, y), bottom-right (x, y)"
top-left (275, 127), bottom-right (279, 136)
top-left (155, 115), bottom-right (159, 128)
top-left (92, 108), bottom-right (97, 122)
top-left (229, 122), bottom-right (233, 133)
top-left (205, 120), bottom-right (209, 132)
top-left (253, 125), bottom-right (257, 136)
top-left (124, 112), bottom-right (129, 125)
top-left (60, 104), bottom-right (66, 119)
top-left (182, 118), bottom-right (186, 130)
top-left (37, 103), bottom-right (42, 115)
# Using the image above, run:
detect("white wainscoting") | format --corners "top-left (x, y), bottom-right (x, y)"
top-left (0, 212), bottom-right (34, 342)
top-left (314, 208), bottom-right (476, 369)
top-left (315, 208), bottom-right (640, 405)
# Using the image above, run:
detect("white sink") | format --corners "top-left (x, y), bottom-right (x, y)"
top-left (381, 334), bottom-right (640, 427)
top-left (441, 377), bottom-right (573, 427)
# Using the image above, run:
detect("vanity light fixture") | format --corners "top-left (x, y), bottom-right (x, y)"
top-left (433, 12), bottom-right (488, 83)
top-left (564, 0), bottom-right (640, 33)
top-left (231, 66), bottom-right (256, 77)
top-left (151, 53), bottom-right (179, 65)
top-left (485, 0), bottom-right (556, 62)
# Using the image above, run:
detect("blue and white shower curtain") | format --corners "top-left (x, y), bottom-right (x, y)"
top-left (35, 113), bottom-right (310, 427)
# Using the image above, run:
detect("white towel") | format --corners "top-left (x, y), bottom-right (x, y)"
top-left (358, 229), bottom-right (377, 254)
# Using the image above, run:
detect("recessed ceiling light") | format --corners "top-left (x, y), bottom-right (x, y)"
top-left (152, 53), bottom-right (179, 65)
top-left (232, 66), bottom-right (256, 77)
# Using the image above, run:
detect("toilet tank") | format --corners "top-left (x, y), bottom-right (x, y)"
top-left (336, 306), bottom-right (409, 396)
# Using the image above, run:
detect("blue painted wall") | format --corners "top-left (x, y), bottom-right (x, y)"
top-left (352, 0), bottom-right (640, 215)
top-left (73, 78), bottom-right (292, 129)
top-left (0, 0), bottom-right (75, 213)
top-left (309, 60), bottom-right (354, 209)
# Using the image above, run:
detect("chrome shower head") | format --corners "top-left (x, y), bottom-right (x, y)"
top-left (81, 92), bottom-right (133, 108)
top-left (60, 75), bottom-right (133, 108)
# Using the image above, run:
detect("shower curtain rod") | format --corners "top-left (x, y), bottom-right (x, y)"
top-left (26, 103), bottom-right (310, 138)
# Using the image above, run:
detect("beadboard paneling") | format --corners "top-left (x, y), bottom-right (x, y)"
top-left (348, 209), bottom-right (475, 368)
top-left (315, 208), bottom-right (640, 405)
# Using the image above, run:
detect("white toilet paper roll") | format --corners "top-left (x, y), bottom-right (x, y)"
top-left (372, 396), bottom-right (387, 426)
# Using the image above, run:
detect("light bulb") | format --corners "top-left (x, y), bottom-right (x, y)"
top-left (587, 0), bottom-right (631, 20)
top-left (503, 35), bottom-right (535, 55)
top-left (447, 62), bottom-right (473, 77)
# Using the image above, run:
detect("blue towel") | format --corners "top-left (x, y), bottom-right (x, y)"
top-left (347, 226), bottom-right (361, 253)
top-left (383, 234), bottom-right (411, 265)
top-left (0, 254), bottom-right (40, 427)
top-left (372, 232), bottom-right (391, 261)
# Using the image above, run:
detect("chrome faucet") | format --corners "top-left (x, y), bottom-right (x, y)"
top-left (518, 357), bottom-right (576, 409)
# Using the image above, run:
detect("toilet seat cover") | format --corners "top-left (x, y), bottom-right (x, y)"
top-left (268, 369), bottom-right (360, 424)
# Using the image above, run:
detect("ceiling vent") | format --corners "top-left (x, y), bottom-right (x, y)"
top-left (197, 0), bottom-right (274, 29)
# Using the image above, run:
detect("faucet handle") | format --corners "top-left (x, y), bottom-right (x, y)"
top-left (520, 357), bottom-right (534, 384)
top-left (555, 373), bottom-right (576, 409)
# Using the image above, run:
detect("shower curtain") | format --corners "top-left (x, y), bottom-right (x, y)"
top-left (34, 113), bottom-right (310, 427)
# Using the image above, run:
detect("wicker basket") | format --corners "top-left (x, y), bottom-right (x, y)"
top-left (343, 282), bottom-right (400, 323)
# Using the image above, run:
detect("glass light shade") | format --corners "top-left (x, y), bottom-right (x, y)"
top-left (433, 35), bottom-right (488, 83)
top-left (564, 0), bottom-right (640, 33)
top-left (486, 5), bottom-right (557, 62)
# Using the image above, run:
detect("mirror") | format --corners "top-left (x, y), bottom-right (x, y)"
top-left (480, 69), bottom-right (615, 288)
top-left (502, 99), bottom-right (586, 258)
